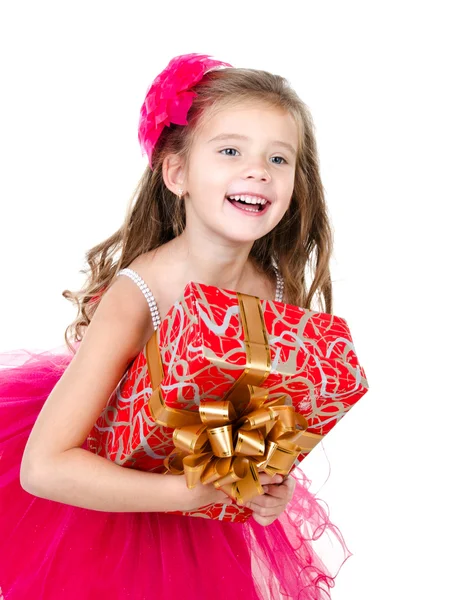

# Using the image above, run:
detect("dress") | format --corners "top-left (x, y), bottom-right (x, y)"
top-left (0, 269), bottom-right (351, 600)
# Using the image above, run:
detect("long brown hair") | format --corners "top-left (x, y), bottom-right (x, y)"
top-left (63, 67), bottom-right (334, 351)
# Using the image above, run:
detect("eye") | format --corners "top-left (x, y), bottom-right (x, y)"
top-left (270, 156), bottom-right (287, 165)
top-left (220, 148), bottom-right (240, 156)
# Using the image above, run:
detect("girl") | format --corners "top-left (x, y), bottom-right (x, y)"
top-left (0, 54), bottom-right (350, 599)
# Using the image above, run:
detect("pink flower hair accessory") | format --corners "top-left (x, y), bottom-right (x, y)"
top-left (138, 53), bottom-right (233, 168)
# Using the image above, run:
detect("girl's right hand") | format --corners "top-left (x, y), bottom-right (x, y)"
top-left (176, 472), bottom-right (281, 512)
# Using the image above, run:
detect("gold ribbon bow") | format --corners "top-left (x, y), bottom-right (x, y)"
top-left (146, 292), bottom-right (323, 505)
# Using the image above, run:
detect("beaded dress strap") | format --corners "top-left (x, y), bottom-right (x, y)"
top-left (117, 268), bottom-right (161, 331)
top-left (273, 265), bottom-right (284, 303)
top-left (117, 266), bottom-right (284, 331)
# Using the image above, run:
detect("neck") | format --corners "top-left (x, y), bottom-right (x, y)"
top-left (163, 229), bottom-right (257, 292)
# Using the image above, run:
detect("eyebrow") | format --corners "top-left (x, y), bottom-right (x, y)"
top-left (208, 133), bottom-right (297, 156)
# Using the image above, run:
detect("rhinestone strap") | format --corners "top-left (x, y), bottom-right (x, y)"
top-left (117, 268), bottom-right (161, 331)
top-left (273, 265), bottom-right (284, 302)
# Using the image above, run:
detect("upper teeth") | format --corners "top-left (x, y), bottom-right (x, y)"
top-left (228, 195), bottom-right (267, 205)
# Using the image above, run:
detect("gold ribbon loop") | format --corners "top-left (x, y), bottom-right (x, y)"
top-left (268, 407), bottom-right (308, 442)
top-left (200, 456), bottom-right (232, 485)
top-left (211, 456), bottom-right (247, 488)
top-left (208, 424), bottom-right (234, 458)
top-left (173, 423), bottom-right (209, 453)
top-left (261, 440), bottom-right (299, 476)
top-left (199, 399), bottom-right (236, 425)
top-left (234, 428), bottom-right (265, 456)
top-left (163, 449), bottom-right (184, 473)
top-left (148, 388), bottom-right (201, 428)
top-left (182, 452), bottom-right (213, 489)
top-left (240, 406), bottom-right (277, 430)
top-left (295, 431), bottom-right (325, 452)
top-left (220, 458), bottom-right (264, 506)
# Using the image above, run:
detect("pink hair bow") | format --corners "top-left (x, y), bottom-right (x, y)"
top-left (138, 53), bottom-right (233, 168)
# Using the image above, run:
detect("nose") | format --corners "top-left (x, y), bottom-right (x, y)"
top-left (242, 160), bottom-right (271, 182)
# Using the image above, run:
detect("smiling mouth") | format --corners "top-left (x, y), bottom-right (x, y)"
top-left (225, 195), bottom-right (270, 214)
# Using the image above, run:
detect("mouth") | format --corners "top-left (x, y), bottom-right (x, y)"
top-left (225, 194), bottom-right (271, 216)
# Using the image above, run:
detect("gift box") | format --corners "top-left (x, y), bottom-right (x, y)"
top-left (88, 282), bottom-right (368, 522)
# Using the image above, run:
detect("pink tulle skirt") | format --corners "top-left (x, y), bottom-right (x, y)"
top-left (0, 349), bottom-right (351, 600)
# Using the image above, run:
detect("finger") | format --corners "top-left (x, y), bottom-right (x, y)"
top-left (252, 513), bottom-right (277, 527)
top-left (262, 484), bottom-right (289, 500)
top-left (253, 514), bottom-right (277, 525)
top-left (284, 475), bottom-right (297, 499)
top-left (247, 494), bottom-right (286, 509)
top-left (264, 476), bottom-right (296, 498)
top-left (258, 472), bottom-right (284, 486)
top-left (245, 501), bottom-right (282, 518)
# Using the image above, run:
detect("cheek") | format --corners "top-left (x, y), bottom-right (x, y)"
top-left (187, 158), bottom-right (227, 194)
top-left (287, 170), bottom-right (296, 194)
top-left (279, 177), bottom-right (295, 208)
top-left (272, 182), bottom-right (295, 224)
top-left (277, 164), bottom-right (295, 190)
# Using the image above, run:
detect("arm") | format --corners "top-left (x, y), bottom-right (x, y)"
top-left (20, 275), bottom-right (230, 513)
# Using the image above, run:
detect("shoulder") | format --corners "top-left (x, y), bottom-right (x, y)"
top-left (94, 262), bottom-right (156, 358)
top-left (124, 247), bottom-right (183, 322)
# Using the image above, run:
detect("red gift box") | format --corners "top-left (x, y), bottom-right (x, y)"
top-left (88, 282), bottom-right (368, 522)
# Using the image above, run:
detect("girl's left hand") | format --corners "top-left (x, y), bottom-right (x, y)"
top-left (243, 474), bottom-right (297, 527)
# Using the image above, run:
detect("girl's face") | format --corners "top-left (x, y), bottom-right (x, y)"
top-left (183, 101), bottom-right (298, 245)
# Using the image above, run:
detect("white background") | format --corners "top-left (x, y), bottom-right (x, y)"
top-left (1, 1), bottom-right (468, 597)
